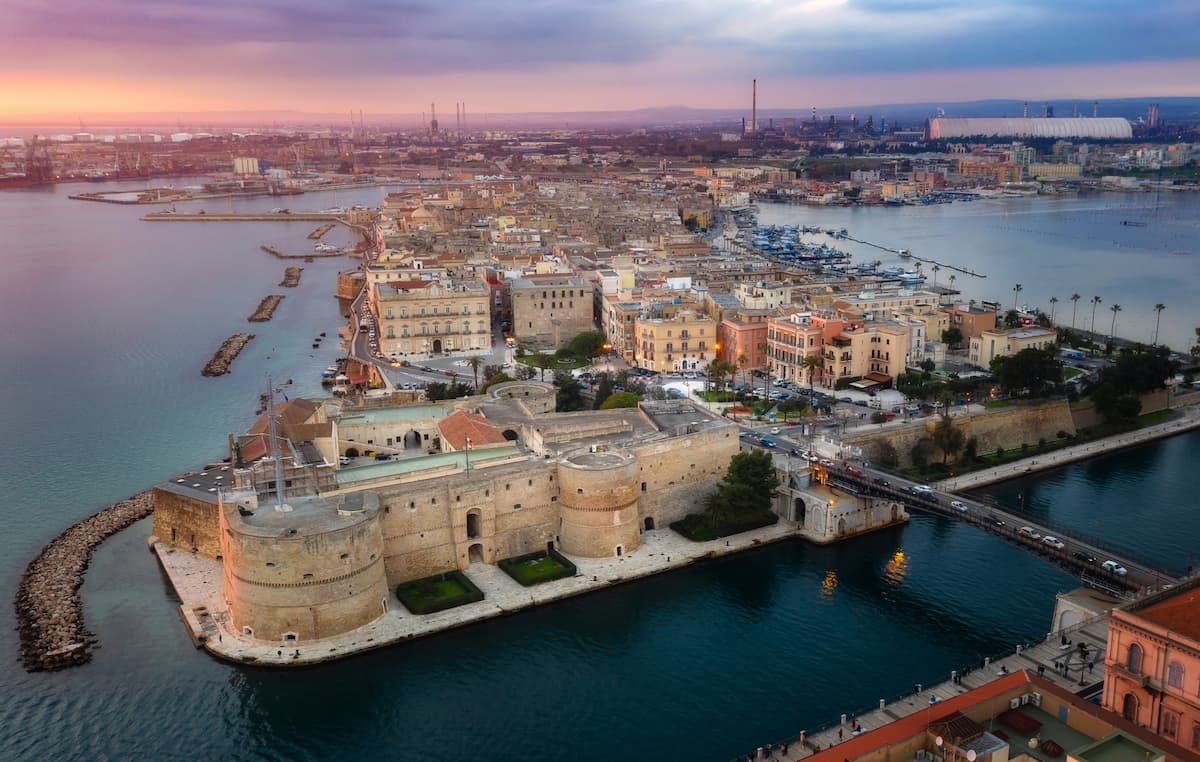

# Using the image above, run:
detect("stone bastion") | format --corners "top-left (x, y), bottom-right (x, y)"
top-left (556, 447), bottom-right (641, 558)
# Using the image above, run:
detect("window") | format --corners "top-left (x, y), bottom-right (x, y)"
top-left (1168, 660), bottom-right (1184, 689)
top-left (1191, 722), bottom-right (1200, 750)
top-left (1127, 643), bottom-right (1144, 674)
top-left (1163, 710), bottom-right (1180, 740)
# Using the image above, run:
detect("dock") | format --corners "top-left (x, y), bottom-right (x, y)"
top-left (307, 223), bottom-right (336, 239)
top-left (259, 244), bottom-right (346, 260)
top-left (143, 211), bottom-right (344, 222)
top-left (843, 234), bottom-right (988, 278)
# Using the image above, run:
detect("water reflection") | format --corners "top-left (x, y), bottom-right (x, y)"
top-left (883, 549), bottom-right (909, 585)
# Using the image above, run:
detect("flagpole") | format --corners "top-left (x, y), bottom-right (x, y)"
top-left (465, 436), bottom-right (471, 474)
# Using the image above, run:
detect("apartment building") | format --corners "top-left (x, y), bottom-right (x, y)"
top-left (633, 309), bottom-right (717, 373)
top-left (371, 278), bottom-right (490, 359)
top-left (969, 327), bottom-right (1058, 367)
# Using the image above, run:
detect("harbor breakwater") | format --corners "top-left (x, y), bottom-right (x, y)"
top-left (248, 295), bottom-right (284, 322)
top-left (201, 333), bottom-right (254, 376)
top-left (14, 492), bottom-right (154, 671)
top-left (279, 267), bottom-right (303, 287)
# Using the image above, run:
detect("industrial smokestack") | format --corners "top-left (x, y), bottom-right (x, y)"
top-left (751, 79), bottom-right (757, 134)
top-left (1093, 100), bottom-right (1099, 118)
top-left (1023, 101), bottom-right (1028, 118)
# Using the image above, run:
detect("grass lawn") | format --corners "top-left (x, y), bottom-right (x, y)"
top-left (671, 510), bottom-right (779, 542)
top-left (983, 399), bottom-right (1013, 409)
top-left (695, 390), bottom-right (737, 402)
top-left (395, 570), bottom-right (484, 615)
top-left (1062, 366), bottom-right (1083, 381)
top-left (498, 550), bottom-right (577, 587)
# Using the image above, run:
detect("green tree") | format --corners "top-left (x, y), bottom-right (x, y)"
top-left (941, 326), bottom-right (963, 348)
top-left (990, 347), bottom-right (1062, 397)
top-left (911, 438), bottom-right (933, 470)
top-left (599, 391), bottom-right (639, 410)
top-left (1003, 309), bottom-right (1022, 328)
top-left (931, 413), bottom-right (965, 464)
top-left (1153, 304), bottom-right (1166, 346)
top-left (468, 356), bottom-right (483, 390)
top-left (1070, 293), bottom-right (1081, 332)
top-left (480, 371), bottom-right (513, 392)
top-left (593, 372), bottom-right (614, 409)
top-left (1109, 303), bottom-right (1122, 343)
top-left (707, 450), bottom-right (780, 524)
top-left (1012, 283), bottom-right (1023, 310)
top-left (872, 440), bottom-right (899, 469)
top-left (555, 372), bottom-right (584, 412)
top-left (962, 436), bottom-right (979, 463)
top-left (802, 353), bottom-right (824, 396)
top-left (568, 330), bottom-right (608, 359)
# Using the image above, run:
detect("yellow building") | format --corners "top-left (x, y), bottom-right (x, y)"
top-left (969, 327), bottom-right (1058, 367)
top-left (1027, 162), bottom-right (1082, 178)
top-left (958, 160), bottom-right (1022, 183)
top-left (823, 323), bottom-right (911, 384)
top-left (371, 278), bottom-right (491, 358)
top-left (634, 309), bottom-right (717, 373)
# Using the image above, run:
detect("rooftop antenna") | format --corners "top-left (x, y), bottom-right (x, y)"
top-left (265, 375), bottom-right (291, 512)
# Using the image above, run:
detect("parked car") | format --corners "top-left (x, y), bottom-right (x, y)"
top-left (950, 500), bottom-right (968, 512)
top-left (1018, 526), bottom-right (1042, 540)
top-left (1102, 560), bottom-right (1128, 576)
top-left (338, 456), bottom-right (352, 466)
top-left (1042, 536), bottom-right (1066, 550)
top-left (374, 453), bottom-right (392, 461)
top-left (1072, 551), bottom-right (1097, 564)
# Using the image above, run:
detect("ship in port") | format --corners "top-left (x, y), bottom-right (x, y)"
top-left (0, 135), bottom-right (53, 190)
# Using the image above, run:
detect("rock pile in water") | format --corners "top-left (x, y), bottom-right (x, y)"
top-left (14, 491), bottom-right (154, 672)
top-left (279, 267), bottom-right (303, 287)
top-left (248, 295), bottom-right (284, 322)
top-left (201, 333), bottom-right (254, 376)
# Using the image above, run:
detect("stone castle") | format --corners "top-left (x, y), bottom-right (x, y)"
top-left (152, 383), bottom-right (741, 643)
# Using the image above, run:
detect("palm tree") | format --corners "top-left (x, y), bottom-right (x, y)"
top-left (1012, 283), bottom-right (1023, 311)
top-left (757, 341), bottom-right (772, 393)
top-left (948, 273), bottom-right (957, 293)
top-left (1153, 304), bottom-right (1166, 345)
top-left (468, 355), bottom-right (483, 390)
top-left (1048, 296), bottom-right (1059, 325)
top-left (932, 264), bottom-right (940, 288)
top-left (1109, 304), bottom-right (1122, 344)
top-left (802, 354), bottom-right (824, 397)
top-left (1070, 294), bottom-right (1081, 332)
top-left (1089, 296), bottom-right (1102, 354)
top-left (737, 353), bottom-right (749, 392)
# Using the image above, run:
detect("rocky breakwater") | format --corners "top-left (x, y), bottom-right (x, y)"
top-left (279, 266), bottom-right (303, 287)
top-left (248, 295), bottom-right (285, 322)
top-left (15, 491), bottom-right (155, 671)
top-left (201, 333), bottom-right (254, 376)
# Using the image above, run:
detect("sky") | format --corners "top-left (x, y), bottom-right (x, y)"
top-left (2, 0), bottom-right (1199, 121)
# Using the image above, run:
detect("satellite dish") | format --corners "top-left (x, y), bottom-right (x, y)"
top-left (935, 736), bottom-right (944, 747)
top-left (967, 751), bottom-right (977, 761)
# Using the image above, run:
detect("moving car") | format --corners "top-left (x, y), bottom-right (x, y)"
top-left (910, 485), bottom-right (933, 494)
top-left (759, 437), bottom-right (777, 449)
top-left (988, 513), bottom-right (1006, 528)
top-left (873, 477), bottom-right (890, 487)
top-left (769, 427), bottom-right (781, 434)
top-left (1018, 526), bottom-right (1042, 540)
top-left (1072, 551), bottom-right (1096, 564)
top-left (950, 500), bottom-right (968, 512)
top-left (1042, 536), bottom-right (1065, 550)
top-left (846, 466), bottom-right (863, 478)
top-left (1102, 560), bottom-right (1128, 576)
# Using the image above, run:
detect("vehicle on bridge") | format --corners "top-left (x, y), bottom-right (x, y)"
top-left (950, 500), bottom-right (968, 512)
top-left (1018, 526), bottom-right (1042, 540)
top-left (1102, 560), bottom-right (1128, 576)
top-left (1042, 536), bottom-right (1065, 550)
top-left (1073, 550), bottom-right (1097, 564)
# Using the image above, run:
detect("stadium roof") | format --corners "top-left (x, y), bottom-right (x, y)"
top-left (927, 117), bottom-right (1132, 140)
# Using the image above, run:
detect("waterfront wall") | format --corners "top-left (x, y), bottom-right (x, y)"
top-left (849, 400), bottom-right (1077, 467)
top-left (151, 485), bottom-right (220, 557)
top-left (633, 424), bottom-right (741, 527)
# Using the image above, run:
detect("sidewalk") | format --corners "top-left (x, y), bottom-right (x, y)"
top-left (939, 404), bottom-right (1200, 492)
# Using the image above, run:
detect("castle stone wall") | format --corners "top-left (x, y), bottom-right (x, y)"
top-left (558, 450), bottom-right (641, 557)
top-left (633, 425), bottom-right (739, 527)
top-left (151, 485), bottom-right (220, 558)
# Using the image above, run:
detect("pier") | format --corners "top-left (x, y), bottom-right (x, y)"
top-left (259, 244), bottom-right (346, 260)
top-left (143, 211), bottom-right (344, 222)
top-left (842, 234), bottom-right (988, 278)
top-left (201, 333), bottom-right (254, 376)
top-left (248, 295), bottom-right (284, 322)
top-left (307, 223), bottom-right (336, 239)
top-left (14, 491), bottom-right (155, 671)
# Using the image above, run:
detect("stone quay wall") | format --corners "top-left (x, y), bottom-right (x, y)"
top-left (151, 485), bottom-right (220, 557)
top-left (849, 400), bottom-right (1077, 467)
top-left (14, 491), bottom-right (154, 672)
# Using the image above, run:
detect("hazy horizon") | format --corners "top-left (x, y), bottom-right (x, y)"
top-left (3, 0), bottom-right (1198, 121)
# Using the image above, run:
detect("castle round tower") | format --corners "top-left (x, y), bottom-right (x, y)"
top-left (219, 490), bottom-right (388, 644)
top-left (557, 448), bottom-right (641, 558)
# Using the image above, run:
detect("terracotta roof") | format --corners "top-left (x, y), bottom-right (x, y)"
top-left (1130, 584), bottom-right (1200, 642)
top-left (437, 410), bottom-right (508, 451)
top-left (248, 398), bottom-right (320, 435)
top-left (236, 434), bottom-right (270, 463)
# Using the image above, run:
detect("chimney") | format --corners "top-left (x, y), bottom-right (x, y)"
top-left (1093, 100), bottom-right (1099, 118)
top-left (751, 79), bottom-right (757, 134)
top-left (1023, 101), bottom-right (1029, 118)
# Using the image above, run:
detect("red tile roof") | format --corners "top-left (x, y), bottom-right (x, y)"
top-left (437, 410), bottom-right (508, 451)
top-left (387, 279), bottom-right (435, 290)
top-left (1131, 584), bottom-right (1200, 642)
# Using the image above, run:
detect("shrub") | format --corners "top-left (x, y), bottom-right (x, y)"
top-left (498, 549), bottom-right (577, 587)
top-left (671, 511), bottom-right (778, 542)
top-left (395, 571), bottom-right (484, 615)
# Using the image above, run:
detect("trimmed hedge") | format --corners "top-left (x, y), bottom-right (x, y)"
top-left (498, 549), bottom-right (577, 587)
top-left (671, 511), bottom-right (779, 542)
top-left (395, 570), bottom-right (484, 615)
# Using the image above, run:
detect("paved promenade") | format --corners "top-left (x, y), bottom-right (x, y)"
top-left (156, 521), bottom-right (806, 667)
top-left (938, 404), bottom-right (1200, 492)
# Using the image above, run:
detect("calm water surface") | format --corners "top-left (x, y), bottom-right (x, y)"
top-left (0, 184), bottom-right (1196, 760)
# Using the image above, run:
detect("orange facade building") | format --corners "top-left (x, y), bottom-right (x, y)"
top-left (1103, 577), bottom-right (1200, 752)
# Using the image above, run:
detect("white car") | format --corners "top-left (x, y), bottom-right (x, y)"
top-left (769, 427), bottom-right (781, 434)
top-left (338, 456), bottom-right (352, 466)
top-left (1018, 526), bottom-right (1042, 540)
top-left (950, 500), bottom-right (968, 512)
top-left (1102, 560), bottom-right (1128, 576)
top-left (911, 485), bottom-right (933, 494)
top-left (1042, 536), bottom-right (1065, 550)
